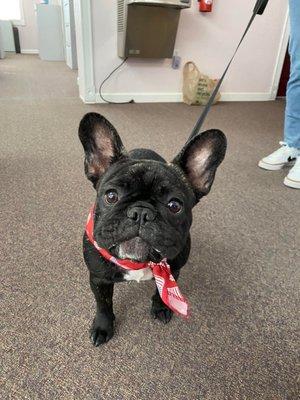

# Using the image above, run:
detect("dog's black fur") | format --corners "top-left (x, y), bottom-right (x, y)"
top-left (78, 112), bottom-right (226, 346)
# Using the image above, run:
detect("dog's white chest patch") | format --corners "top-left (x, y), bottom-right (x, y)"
top-left (124, 267), bottom-right (153, 283)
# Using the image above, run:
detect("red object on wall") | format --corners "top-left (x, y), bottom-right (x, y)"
top-left (199, 0), bottom-right (213, 12)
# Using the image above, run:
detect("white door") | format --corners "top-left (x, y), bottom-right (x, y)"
top-left (62, 0), bottom-right (77, 69)
top-left (37, 4), bottom-right (64, 61)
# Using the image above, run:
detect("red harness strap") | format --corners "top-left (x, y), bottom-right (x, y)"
top-left (85, 206), bottom-right (189, 318)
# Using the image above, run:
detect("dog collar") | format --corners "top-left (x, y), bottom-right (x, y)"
top-left (85, 206), bottom-right (189, 318)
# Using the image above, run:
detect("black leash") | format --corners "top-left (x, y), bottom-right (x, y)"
top-left (188, 0), bottom-right (269, 141)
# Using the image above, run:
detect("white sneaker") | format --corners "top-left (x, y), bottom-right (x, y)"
top-left (258, 142), bottom-right (299, 171)
top-left (284, 157), bottom-right (300, 189)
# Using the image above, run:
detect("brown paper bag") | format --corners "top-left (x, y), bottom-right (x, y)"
top-left (183, 61), bottom-right (221, 106)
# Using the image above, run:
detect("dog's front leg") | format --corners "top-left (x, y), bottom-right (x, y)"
top-left (89, 274), bottom-right (115, 346)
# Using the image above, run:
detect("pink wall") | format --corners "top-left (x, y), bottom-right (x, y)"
top-left (91, 0), bottom-right (288, 98)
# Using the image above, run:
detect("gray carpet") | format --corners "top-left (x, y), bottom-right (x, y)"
top-left (1, 54), bottom-right (299, 400)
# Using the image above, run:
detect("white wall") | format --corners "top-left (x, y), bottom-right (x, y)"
top-left (90, 0), bottom-right (288, 102)
top-left (18, 0), bottom-right (38, 52)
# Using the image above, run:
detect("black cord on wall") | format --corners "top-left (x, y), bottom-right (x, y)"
top-left (98, 57), bottom-right (134, 104)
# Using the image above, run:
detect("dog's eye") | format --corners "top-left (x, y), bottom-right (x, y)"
top-left (104, 190), bottom-right (119, 204)
top-left (167, 199), bottom-right (182, 214)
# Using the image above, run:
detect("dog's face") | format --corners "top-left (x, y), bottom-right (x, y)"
top-left (79, 113), bottom-right (226, 262)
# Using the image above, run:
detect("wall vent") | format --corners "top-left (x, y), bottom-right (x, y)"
top-left (117, 0), bottom-right (125, 32)
top-left (117, 1), bottom-right (191, 58)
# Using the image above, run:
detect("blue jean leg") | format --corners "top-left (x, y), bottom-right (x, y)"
top-left (284, 0), bottom-right (300, 148)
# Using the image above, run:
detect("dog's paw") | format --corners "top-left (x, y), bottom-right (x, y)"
top-left (89, 318), bottom-right (114, 346)
top-left (151, 304), bottom-right (173, 324)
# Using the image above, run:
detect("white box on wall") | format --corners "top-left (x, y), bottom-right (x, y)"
top-left (0, 20), bottom-right (15, 52)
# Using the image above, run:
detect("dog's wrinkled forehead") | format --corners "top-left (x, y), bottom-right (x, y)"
top-left (100, 159), bottom-right (193, 198)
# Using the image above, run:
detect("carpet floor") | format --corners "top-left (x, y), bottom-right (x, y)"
top-left (1, 54), bottom-right (299, 400)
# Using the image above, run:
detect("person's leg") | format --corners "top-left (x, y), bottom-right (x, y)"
top-left (282, 0), bottom-right (300, 188)
top-left (258, 1), bottom-right (300, 172)
top-left (284, 0), bottom-right (300, 148)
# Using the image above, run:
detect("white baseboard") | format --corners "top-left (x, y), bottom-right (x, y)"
top-left (21, 49), bottom-right (39, 54)
top-left (220, 92), bottom-right (273, 101)
top-left (95, 92), bottom-right (183, 103)
top-left (83, 91), bottom-right (273, 104)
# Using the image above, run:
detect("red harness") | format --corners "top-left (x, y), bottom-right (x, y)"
top-left (85, 207), bottom-right (189, 318)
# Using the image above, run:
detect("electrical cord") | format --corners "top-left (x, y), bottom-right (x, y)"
top-left (98, 57), bottom-right (134, 104)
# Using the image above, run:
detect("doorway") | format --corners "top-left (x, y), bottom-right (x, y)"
top-left (277, 48), bottom-right (290, 97)
top-left (61, 0), bottom-right (78, 70)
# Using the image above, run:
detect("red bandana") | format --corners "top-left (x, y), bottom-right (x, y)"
top-left (85, 207), bottom-right (189, 318)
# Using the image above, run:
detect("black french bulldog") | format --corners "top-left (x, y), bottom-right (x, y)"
top-left (78, 112), bottom-right (226, 346)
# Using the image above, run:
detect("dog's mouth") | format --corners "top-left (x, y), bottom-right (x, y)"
top-left (111, 237), bottom-right (161, 263)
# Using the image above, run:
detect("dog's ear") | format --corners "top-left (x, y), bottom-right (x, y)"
top-left (78, 112), bottom-right (127, 187)
top-left (172, 129), bottom-right (227, 201)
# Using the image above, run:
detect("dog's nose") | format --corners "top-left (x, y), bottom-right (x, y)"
top-left (127, 206), bottom-right (156, 225)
